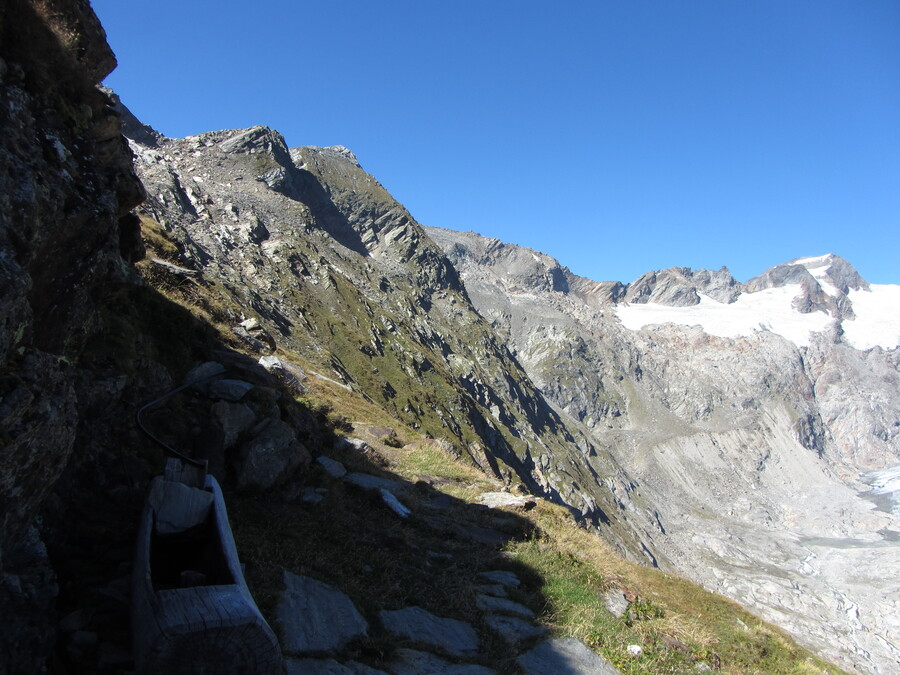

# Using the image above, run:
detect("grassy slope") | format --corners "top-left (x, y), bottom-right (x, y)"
top-left (138, 217), bottom-right (845, 675)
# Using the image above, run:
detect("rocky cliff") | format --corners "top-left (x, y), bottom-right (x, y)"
top-left (0, 1), bottom-right (146, 669)
top-left (426, 227), bottom-right (900, 674)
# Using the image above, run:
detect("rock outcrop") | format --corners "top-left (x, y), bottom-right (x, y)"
top-left (0, 1), bottom-right (145, 670)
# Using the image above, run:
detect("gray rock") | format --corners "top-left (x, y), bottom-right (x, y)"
top-left (285, 658), bottom-right (387, 674)
top-left (185, 361), bottom-right (227, 394)
top-left (337, 436), bottom-right (371, 453)
top-left (478, 492), bottom-right (536, 509)
top-left (208, 378), bottom-right (254, 401)
top-left (301, 487), bottom-right (327, 505)
top-left (317, 455), bottom-right (348, 479)
top-left (473, 584), bottom-right (507, 598)
top-left (602, 589), bottom-right (630, 619)
top-left (475, 594), bottom-right (533, 618)
top-left (483, 614), bottom-right (546, 646)
top-left (380, 488), bottom-right (411, 518)
top-left (517, 638), bottom-right (620, 674)
top-left (236, 418), bottom-right (311, 493)
top-left (386, 648), bottom-right (494, 675)
top-left (259, 355), bottom-right (307, 394)
top-left (277, 571), bottom-right (368, 655)
top-left (379, 607), bottom-right (479, 658)
top-left (211, 400), bottom-right (256, 449)
top-left (344, 472), bottom-right (407, 495)
top-left (477, 571), bottom-right (520, 588)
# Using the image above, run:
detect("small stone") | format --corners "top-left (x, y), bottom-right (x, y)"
top-left (259, 355), bottom-right (307, 394)
top-left (518, 638), bottom-right (620, 675)
top-left (602, 589), bottom-right (630, 619)
top-left (477, 571), bottom-right (520, 588)
top-left (483, 614), bottom-right (546, 646)
top-left (379, 606), bottom-right (479, 658)
top-left (387, 648), bottom-right (494, 675)
top-left (694, 664), bottom-right (713, 672)
top-left (317, 455), bottom-right (348, 479)
top-left (337, 436), bottom-right (370, 453)
top-left (626, 644), bottom-right (643, 657)
top-left (380, 488), bottom-right (411, 518)
top-left (475, 594), bottom-right (533, 618)
top-left (277, 571), bottom-right (368, 655)
top-left (301, 487), bottom-right (326, 505)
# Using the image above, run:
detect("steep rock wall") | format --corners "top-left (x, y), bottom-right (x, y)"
top-left (0, 1), bottom-right (143, 670)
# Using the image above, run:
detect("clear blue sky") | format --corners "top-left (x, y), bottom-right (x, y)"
top-left (93, 0), bottom-right (900, 284)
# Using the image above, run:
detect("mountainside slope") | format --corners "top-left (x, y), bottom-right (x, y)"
top-left (426, 226), bottom-right (900, 674)
top-left (123, 119), bottom-right (668, 560)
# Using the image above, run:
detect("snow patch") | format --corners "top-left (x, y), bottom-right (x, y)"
top-left (616, 284), bottom-right (833, 347)
top-left (865, 465), bottom-right (900, 516)
top-left (841, 285), bottom-right (900, 350)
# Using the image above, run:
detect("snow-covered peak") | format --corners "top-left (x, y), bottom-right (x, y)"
top-left (616, 255), bottom-right (898, 350)
top-left (616, 284), bottom-right (833, 347)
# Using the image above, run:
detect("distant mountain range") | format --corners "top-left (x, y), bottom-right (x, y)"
top-left (122, 107), bottom-right (900, 673)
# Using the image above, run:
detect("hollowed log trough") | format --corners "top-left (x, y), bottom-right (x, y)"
top-left (132, 474), bottom-right (281, 673)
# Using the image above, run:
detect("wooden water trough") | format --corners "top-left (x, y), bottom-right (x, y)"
top-left (131, 468), bottom-right (281, 674)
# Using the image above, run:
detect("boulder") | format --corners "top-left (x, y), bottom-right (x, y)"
top-left (378, 607), bottom-right (479, 658)
top-left (211, 401), bottom-right (256, 449)
top-left (208, 379), bottom-right (254, 402)
top-left (277, 572), bottom-right (368, 655)
top-left (236, 418), bottom-right (310, 493)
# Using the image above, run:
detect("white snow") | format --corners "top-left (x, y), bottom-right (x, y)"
top-left (840, 284), bottom-right (900, 350)
top-left (616, 284), bottom-right (833, 347)
top-left (865, 465), bottom-right (900, 516)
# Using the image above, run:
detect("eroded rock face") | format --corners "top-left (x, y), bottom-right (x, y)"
top-left (426, 227), bottom-right (900, 674)
top-left (124, 119), bottom-right (651, 556)
top-left (0, 0), bottom-right (144, 670)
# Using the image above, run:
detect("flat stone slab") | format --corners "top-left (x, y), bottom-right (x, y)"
top-left (277, 571), bottom-right (368, 655)
top-left (478, 492), bottom-right (537, 509)
top-left (517, 638), bottom-right (621, 674)
top-left (344, 472), bottom-right (407, 494)
top-left (475, 594), bottom-right (533, 618)
top-left (386, 649), bottom-right (495, 675)
top-left (473, 584), bottom-right (507, 598)
top-left (483, 614), bottom-right (546, 646)
top-left (379, 607), bottom-right (479, 658)
top-left (317, 455), bottom-right (348, 479)
top-left (477, 571), bottom-right (520, 588)
top-left (285, 658), bottom-right (387, 674)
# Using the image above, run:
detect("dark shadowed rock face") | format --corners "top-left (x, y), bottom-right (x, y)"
top-left (0, 0), bottom-right (145, 671)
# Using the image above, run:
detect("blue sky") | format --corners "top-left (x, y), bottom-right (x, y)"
top-left (93, 1), bottom-right (899, 284)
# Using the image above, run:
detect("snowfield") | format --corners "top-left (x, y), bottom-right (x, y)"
top-left (616, 284), bottom-right (833, 347)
